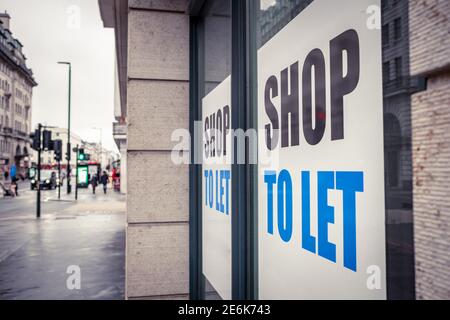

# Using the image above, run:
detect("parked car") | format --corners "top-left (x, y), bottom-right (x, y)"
top-left (31, 170), bottom-right (57, 190)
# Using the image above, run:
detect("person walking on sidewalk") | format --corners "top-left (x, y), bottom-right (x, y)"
top-left (11, 176), bottom-right (18, 196)
top-left (90, 173), bottom-right (98, 194)
top-left (1, 171), bottom-right (16, 197)
top-left (10, 164), bottom-right (19, 196)
top-left (100, 171), bottom-right (109, 194)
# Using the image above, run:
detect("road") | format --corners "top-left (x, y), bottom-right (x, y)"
top-left (0, 183), bottom-right (125, 300)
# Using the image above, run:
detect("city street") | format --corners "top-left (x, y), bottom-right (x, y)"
top-left (0, 183), bottom-right (125, 300)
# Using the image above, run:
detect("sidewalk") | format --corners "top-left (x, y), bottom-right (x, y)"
top-left (0, 179), bottom-right (30, 199)
top-left (0, 189), bottom-right (126, 300)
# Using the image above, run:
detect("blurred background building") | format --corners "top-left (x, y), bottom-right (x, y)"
top-left (0, 11), bottom-right (37, 180)
top-left (33, 126), bottom-right (119, 171)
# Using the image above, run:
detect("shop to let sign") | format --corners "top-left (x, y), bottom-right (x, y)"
top-left (257, 0), bottom-right (386, 299)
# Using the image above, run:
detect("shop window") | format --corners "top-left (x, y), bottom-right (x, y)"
top-left (253, 0), bottom-right (414, 300)
top-left (190, 0), bottom-right (415, 300)
top-left (195, 0), bottom-right (232, 300)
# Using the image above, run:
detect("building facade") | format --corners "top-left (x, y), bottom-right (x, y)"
top-left (37, 127), bottom-right (83, 168)
top-left (99, 0), bottom-right (450, 300)
top-left (35, 126), bottom-right (118, 171)
top-left (82, 140), bottom-right (118, 170)
top-left (0, 12), bottom-right (37, 179)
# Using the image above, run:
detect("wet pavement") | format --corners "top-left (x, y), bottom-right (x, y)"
top-left (0, 184), bottom-right (125, 300)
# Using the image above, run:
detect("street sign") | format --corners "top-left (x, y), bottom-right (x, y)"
top-left (257, 0), bottom-right (386, 299)
top-left (29, 167), bottom-right (36, 179)
top-left (77, 165), bottom-right (89, 188)
top-left (202, 76), bottom-right (232, 300)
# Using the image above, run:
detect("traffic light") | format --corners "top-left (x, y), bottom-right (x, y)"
top-left (78, 148), bottom-right (86, 161)
top-left (53, 139), bottom-right (63, 161)
top-left (42, 130), bottom-right (53, 151)
top-left (30, 129), bottom-right (41, 151)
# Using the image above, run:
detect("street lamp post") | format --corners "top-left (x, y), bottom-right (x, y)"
top-left (58, 61), bottom-right (72, 194)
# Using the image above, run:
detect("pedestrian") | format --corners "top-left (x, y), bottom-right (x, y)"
top-left (10, 164), bottom-right (16, 180)
top-left (1, 171), bottom-right (15, 197)
top-left (50, 172), bottom-right (57, 190)
top-left (11, 176), bottom-right (18, 196)
top-left (100, 171), bottom-right (109, 194)
top-left (91, 173), bottom-right (98, 194)
top-left (10, 165), bottom-right (19, 196)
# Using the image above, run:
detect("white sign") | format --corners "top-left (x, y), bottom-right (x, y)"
top-left (202, 76), bottom-right (232, 299)
top-left (258, 0), bottom-right (386, 299)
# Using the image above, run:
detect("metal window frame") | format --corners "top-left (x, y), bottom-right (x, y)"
top-left (188, 0), bottom-right (258, 300)
top-left (231, 0), bottom-right (248, 300)
top-left (246, 0), bottom-right (259, 300)
top-left (231, 0), bottom-right (259, 300)
top-left (189, 13), bottom-right (204, 300)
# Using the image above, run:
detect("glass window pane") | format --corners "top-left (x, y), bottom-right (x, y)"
top-left (258, 0), bottom-right (313, 49)
top-left (382, 0), bottom-right (414, 299)
top-left (254, 0), bottom-right (415, 299)
top-left (203, 0), bottom-right (231, 96)
top-left (198, 0), bottom-right (232, 300)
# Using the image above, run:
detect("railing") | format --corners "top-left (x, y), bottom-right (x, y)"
top-left (15, 130), bottom-right (28, 138)
top-left (383, 76), bottom-right (426, 97)
top-left (3, 126), bottom-right (13, 134)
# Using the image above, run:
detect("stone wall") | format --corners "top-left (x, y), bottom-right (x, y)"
top-left (410, 0), bottom-right (450, 300)
top-left (126, 0), bottom-right (190, 300)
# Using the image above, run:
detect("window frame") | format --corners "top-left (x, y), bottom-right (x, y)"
top-left (189, 0), bottom-right (416, 301)
top-left (189, 0), bottom-right (258, 300)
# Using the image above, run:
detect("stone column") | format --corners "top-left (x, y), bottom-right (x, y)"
top-left (125, 0), bottom-right (190, 300)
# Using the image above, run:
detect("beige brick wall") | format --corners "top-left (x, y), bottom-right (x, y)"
top-left (409, 0), bottom-right (450, 76)
top-left (126, 0), bottom-right (189, 300)
top-left (410, 0), bottom-right (450, 300)
top-left (411, 74), bottom-right (450, 299)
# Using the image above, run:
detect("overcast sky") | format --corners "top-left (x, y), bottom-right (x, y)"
top-left (0, 0), bottom-right (117, 152)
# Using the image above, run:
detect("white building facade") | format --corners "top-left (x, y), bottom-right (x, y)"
top-left (0, 12), bottom-right (37, 180)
